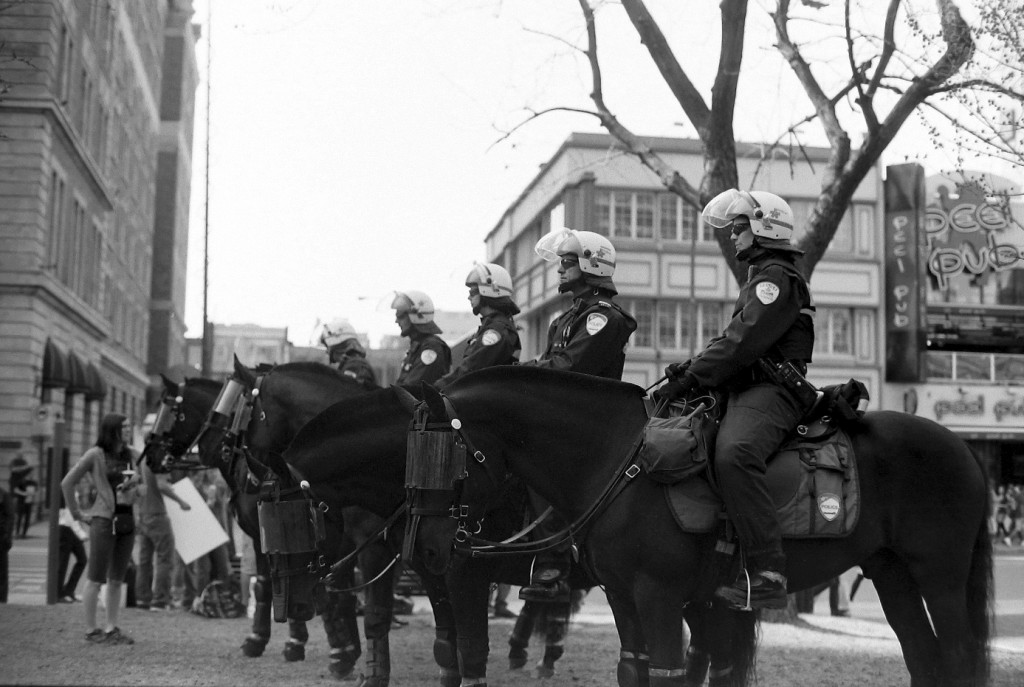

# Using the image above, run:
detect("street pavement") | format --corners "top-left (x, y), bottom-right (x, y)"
top-left (8, 519), bottom-right (1024, 655)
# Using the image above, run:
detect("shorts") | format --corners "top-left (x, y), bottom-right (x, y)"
top-left (87, 516), bottom-right (135, 584)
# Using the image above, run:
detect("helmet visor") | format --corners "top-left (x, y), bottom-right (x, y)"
top-left (535, 228), bottom-right (577, 262)
top-left (390, 292), bottom-right (413, 313)
top-left (701, 189), bottom-right (751, 229)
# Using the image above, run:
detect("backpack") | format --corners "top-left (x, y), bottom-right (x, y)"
top-left (192, 580), bottom-right (246, 618)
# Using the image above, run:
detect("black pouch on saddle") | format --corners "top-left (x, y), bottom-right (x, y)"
top-left (111, 509), bottom-right (135, 536)
top-left (639, 409), bottom-right (717, 484)
top-left (772, 431), bottom-right (859, 538)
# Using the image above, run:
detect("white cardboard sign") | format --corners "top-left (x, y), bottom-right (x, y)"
top-left (163, 478), bottom-right (229, 565)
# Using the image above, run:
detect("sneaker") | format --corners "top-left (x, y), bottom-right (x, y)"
top-left (149, 603), bottom-right (169, 612)
top-left (103, 627), bottom-right (135, 645)
top-left (85, 629), bottom-right (106, 643)
top-left (59, 595), bottom-right (78, 603)
top-left (714, 569), bottom-right (788, 610)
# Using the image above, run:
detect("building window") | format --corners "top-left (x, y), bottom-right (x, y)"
top-left (813, 307), bottom-right (853, 356)
top-left (621, 299), bottom-right (654, 348)
top-left (597, 190), bottom-right (703, 242)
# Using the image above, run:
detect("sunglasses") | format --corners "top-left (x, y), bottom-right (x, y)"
top-left (559, 257), bottom-right (580, 270)
top-left (731, 222), bottom-right (752, 236)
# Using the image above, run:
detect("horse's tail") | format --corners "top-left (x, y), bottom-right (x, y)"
top-left (728, 609), bottom-right (759, 687)
top-left (528, 589), bottom-right (586, 641)
top-left (966, 449), bottom-right (993, 685)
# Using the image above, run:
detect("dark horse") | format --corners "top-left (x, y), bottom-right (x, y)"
top-left (283, 384), bottom-right (591, 686)
top-left (409, 366), bottom-right (992, 687)
top-left (141, 365), bottom-right (459, 686)
top-left (140, 374), bottom-right (364, 677)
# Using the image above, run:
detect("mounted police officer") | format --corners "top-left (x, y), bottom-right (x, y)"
top-left (392, 290), bottom-right (451, 387)
top-left (661, 189), bottom-right (816, 610)
top-left (320, 318), bottom-right (378, 390)
top-left (518, 228), bottom-right (637, 602)
top-left (437, 262), bottom-right (521, 389)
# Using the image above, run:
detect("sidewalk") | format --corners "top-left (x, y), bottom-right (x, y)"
top-left (7, 519), bottom-right (54, 605)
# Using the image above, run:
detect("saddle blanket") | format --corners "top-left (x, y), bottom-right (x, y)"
top-left (663, 429), bottom-right (860, 539)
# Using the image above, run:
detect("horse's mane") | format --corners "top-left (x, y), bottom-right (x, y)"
top-left (286, 387), bottom-right (408, 457)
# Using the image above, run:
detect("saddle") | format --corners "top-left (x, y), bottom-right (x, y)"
top-left (644, 381), bottom-right (866, 539)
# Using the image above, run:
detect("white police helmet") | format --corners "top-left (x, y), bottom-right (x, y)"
top-left (391, 290), bottom-right (435, 325)
top-left (535, 227), bottom-right (616, 277)
top-left (465, 262), bottom-right (514, 299)
top-left (702, 189), bottom-right (796, 244)
top-left (320, 318), bottom-right (359, 349)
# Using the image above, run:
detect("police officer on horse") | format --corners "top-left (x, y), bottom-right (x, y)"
top-left (518, 228), bottom-right (637, 602)
top-left (320, 318), bottom-right (378, 390)
top-left (392, 290), bottom-right (452, 386)
top-left (437, 263), bottom-right (521, 389)
top-left (660, 189), bottom-right (816, 610)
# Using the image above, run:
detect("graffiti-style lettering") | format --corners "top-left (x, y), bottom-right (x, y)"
top-left (933, 394), bottom-right (984, 421)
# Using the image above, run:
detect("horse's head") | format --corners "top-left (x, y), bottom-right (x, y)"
top-left (404, 383), bottom-right (511, 575)
top-left (250, 449), bottom-right (330, 623)
top-left (141, 375), bottom-right (222, 473)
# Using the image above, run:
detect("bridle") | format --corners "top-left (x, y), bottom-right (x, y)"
top-left (404, 390), bottom-right (650, 561)
top-left (143, 381), bottom-right (213, 473)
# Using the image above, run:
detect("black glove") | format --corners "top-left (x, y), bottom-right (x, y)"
top-left (652, 375), bottom-right (696, 405)
top-left (664, 360), bottom-right (691, 380)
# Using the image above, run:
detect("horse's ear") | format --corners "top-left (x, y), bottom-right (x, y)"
top-left (421, 382), bottom-right (447, 422)
top-left (233, 354), bottom-right (257, 388)
top-left (392, 385), bottom-right (419, 414)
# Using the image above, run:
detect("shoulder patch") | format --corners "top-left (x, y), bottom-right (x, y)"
top-left (420, 349), bottom-right (438, 365)
top-left (480, 329), bottom-right (501, 346)
top-left (586, 313), bottom-right (608, 335)
top-left (755, 282), bottom-right (780, 305)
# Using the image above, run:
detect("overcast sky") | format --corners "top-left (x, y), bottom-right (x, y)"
top-left (184, 0), bottom-right (1013, 347)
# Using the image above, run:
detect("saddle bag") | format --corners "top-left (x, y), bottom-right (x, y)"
top-left (639, 409), bottom-right (718, 484)
top-left (774, 432), bottom-right (859, 538)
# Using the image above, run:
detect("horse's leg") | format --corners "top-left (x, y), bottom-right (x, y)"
top-left (359, 545), bottom-right (397, 687)
top-left (508, 601), bottom-right (536, 670)
top-left (634, 582), bottom-right (688, 687)
top-left (604, 588), bottom-right (650, 687)
top-left (416, 568), bottom-right (460, 687)
top-left (446, 564), bottom-right (493, 686)
top-left (534, 600), bottom-right (571, 679)
top-left (241, 554), bottom-right (271, 657)
top-left (863, 554), bottom-right (941, 687)
top-left (284, 618), bottom-right (309, 661)
top-left (681, 606), bottom-right (710, 686)
top-left (321, 586), bottom-right (362, 679)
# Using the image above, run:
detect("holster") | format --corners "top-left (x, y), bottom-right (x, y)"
top-left (757, 358), bottom-right (819, 411)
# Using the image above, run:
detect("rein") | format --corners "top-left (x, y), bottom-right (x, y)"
top-left (436, 391), bottom-right (654, 558)
top-left (324, 502), bottom-right (409, 583)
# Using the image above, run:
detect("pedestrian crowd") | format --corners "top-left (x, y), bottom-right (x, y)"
top-left (993, 483), bottom-right (1024, 546)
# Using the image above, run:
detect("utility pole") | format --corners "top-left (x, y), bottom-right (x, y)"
top-left (200, 0), bottom-right (213, 378)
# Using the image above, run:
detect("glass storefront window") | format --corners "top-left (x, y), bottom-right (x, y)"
top-left (926, 352), bottom-right (954, 379)
top-left (995, 355), bottom-right (1024, 382)
top-left (957, 353), bottom-right (992, 380)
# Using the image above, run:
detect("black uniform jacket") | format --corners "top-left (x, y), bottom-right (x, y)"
top-left (684, 255), bottom-right (814, 390)
top-left (527, 291), bottom-right (637, 381)
top-left (438, 312), bottom-right (520, 388)
top-left (338, 356), bottom-right (378, 390)
top-left (396, 333), bottom-right (452, 387)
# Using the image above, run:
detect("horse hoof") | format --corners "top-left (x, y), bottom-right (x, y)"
top-left (508, 656), bottom-right (527, 670)
top-left (240, 636), bottom-right (267, 657)
top-left (533, 663), bottom-right (555, 679)
top-left (353, 675), bottom-right (389, 687)
top-left (282, 642), bottom-right (306, 662)
top-left (329, 659), bottom-right (357, 680)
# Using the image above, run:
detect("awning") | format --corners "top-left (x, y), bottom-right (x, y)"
top-left (66, 351), bottom-right (91, 395)
top-left (84, 362), bottom-right (107, 401)
top-left (41, 339), bottom-right (70, 389)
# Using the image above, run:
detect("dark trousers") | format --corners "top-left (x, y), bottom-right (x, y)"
top-left (716, 383), bottom-right (803, 570)
top-left (0, 547), bottom-right (8, 602)
top-left (57, 526), bottom-right (87, 598)
top-left (16, 503), bottom-right (32, 538)
top-left (527, 490), bottom-right (570, 574)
